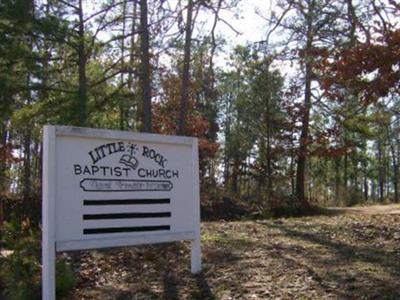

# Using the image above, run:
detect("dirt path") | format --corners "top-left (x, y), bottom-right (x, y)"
top-left (328, 203), bottom-right (400, 215)
top-left (71, 206), bottom-right (400, 300)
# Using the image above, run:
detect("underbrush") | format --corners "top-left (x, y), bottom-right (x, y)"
top-left (0, 218), bottom-right (76, 300)
top-left (200, 192), bottom-right (328, 221)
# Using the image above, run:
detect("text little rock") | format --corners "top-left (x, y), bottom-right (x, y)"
top-left (87, 142), bottom-right (168, 168)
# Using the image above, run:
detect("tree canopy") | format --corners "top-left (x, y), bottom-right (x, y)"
top-left (1, 0), bottom-right (400, 210)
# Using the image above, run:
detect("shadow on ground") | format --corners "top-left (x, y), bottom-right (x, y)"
top-left (264, 219), bottom-right (400, 299)
top-left (71, 212), bottom-right (400, 299)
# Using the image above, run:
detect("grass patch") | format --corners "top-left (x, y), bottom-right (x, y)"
top-left (202, 232), bottom-right (254, 250)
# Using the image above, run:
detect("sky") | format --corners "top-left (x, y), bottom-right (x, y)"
top-left (200, 0), bottom-right (297, 77)
top-left (215, 0), bottom-right (269, 45)
top-left (86, 0), bottom-right (284, 73)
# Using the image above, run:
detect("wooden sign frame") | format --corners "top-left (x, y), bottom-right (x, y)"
top-left (42, 126), bottom-right (201, 299)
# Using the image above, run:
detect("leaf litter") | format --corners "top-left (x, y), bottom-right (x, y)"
top-left (69, 207), bottom-right (400, 299)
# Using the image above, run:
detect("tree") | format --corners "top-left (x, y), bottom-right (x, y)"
top-left (275, 0), bottom-right (346, 206)
top-left (153, 74), bottom-right (218, 175)
top-left (139, 0), bottom-right (152, 132)
top-left (316, 0), bottom-right (400, 203)
top-left (218, 46), bottom-right (287, 200)
top-left (178, 0), bottom-right (195, 135)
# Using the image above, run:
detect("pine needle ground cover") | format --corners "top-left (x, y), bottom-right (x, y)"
top-left (70, 206), bottom-right (400, 300)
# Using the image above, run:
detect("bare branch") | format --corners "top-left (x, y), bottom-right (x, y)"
top-left (58, 0), bottom-right (78, 11)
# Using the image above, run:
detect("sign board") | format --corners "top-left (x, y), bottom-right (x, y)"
top-left (42, 126), bottom-right (201, 299)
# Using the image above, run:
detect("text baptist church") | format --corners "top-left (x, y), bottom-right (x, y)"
top-left (73, 141), bottom-right (179, 179)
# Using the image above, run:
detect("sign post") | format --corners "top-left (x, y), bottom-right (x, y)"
top-left (42, 126), bottom-right (56, 300)
top-left (42, 126), bottom-right (201, 299)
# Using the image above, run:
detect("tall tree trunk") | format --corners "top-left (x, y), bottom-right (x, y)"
top-left (264, 66), bottom-right (273, 201)
top-left (352, 153), bottom-right (359, 200)
top-left (266, 134), bottom-right (273, 201)
top-left (387, 125), bottom-right (399, 202)
top-left (139, 0), bottom-right (152, 132)
top-left (204, 0), bottom-right (222, 183)
top-left (38, 141), bottom-right (43, 200)
top-left (207, 0), bottom-right (222, 141)
top-left (290, 152), bottom-right (295, 197)
top-left (23, 0), bottom-right (34, 198)
top-left (0, 123), bottom-right (8, 195)
top-left (371, 179), bottom-right (376, 201)
top-left (128, 0), bottom-right (137, 78)
top-left (378, 137), bottom-right (384, 202)
top-left (77, 0), bottom-right (87, 126)
top-left (256, 144), bottom-right (266, 199)
top-left (396, 135), bottom-right (400, 203)
top-left (295, 2), bottom-right (314, 207)
top-left (22, 95), bottom-right (32, 199)
top-left (0, 123), bottom-right (8, 232)
top-left (364, 176), bottom-right (368, 201)
top-left (308, 158), bottom-right (312, 200)
top-left (385, 148), bottom-right (390, 199)
top-left (295, 54), bottom-right (312, 206)
top-left (119, 0), bottom-right (128, 130)
top-left (223, 99), bottom-right (232, 191)
top-left (265, 123), bottom-right (273, 202)
top-left (344, 151), bottom-right (348, 203)
top-left (178, 0), bottom-right (194, 135)
top-left (223, 154), bottom-right (230, 190)
top-left (346, 0), bottom-right (357, 46)
top-left (232, 157), bottom-right (239, 194)
top-left (335, 157), bottom-right (341, 203)
top-left (363, 160), bottom-right (368, 201)
top-left (128, 0), bottom-right (138, 130)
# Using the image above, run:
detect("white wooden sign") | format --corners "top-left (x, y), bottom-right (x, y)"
top-left (42, 126), bottom-right (201, 300)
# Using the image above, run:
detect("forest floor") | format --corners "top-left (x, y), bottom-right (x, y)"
top-left (70, 204), bottom-right (400, 300)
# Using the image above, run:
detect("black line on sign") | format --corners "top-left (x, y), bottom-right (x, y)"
top-left (83, 199), bottom-right (170, 205)
top-left (83, 225), bottom-right (170, 235)
top-left (83, 212), bottom-right (171, 220)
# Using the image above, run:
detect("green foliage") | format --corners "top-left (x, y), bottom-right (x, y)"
top-left (1, 0), bottom-right (400, 221)
top-left (0, 252), bottom-right (41, 300)
top-left (56, 257), bottom-right (77, 299)
top-left (0, 219), bottom-right (76, 300)
top-left (218, 45), bottom-right (287, 200)
top-left (342, 115), bottom-right (374, 138)
top-left (1, 219), bottom-right (41, 300)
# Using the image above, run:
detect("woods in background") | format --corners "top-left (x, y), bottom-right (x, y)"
top-left (1, 0), bottom-right (400, 216)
